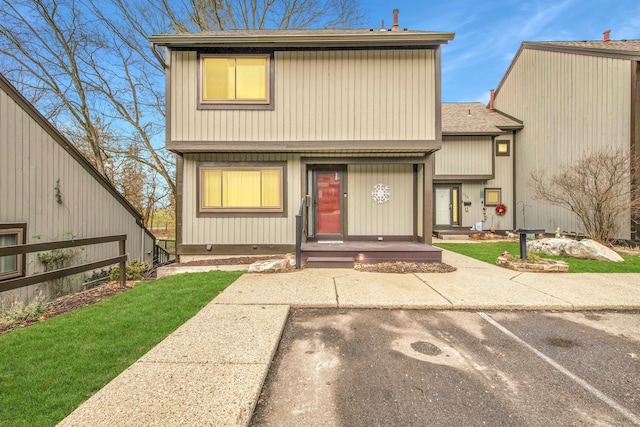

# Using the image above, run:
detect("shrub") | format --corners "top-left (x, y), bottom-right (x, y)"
top-left (0, 293), bottom-right (46, 328)
top-left (110, 259), bottom-right (150, 282)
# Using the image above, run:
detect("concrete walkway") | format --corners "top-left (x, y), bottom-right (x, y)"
top-left (59, 250), bottom-right (640, 426)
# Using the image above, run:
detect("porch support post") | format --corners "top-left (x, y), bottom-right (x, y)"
top-left (423, 155), bottom-right (434, 244)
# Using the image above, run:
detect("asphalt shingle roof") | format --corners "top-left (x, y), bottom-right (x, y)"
top-left (442, 102), bottom-right (522, 135)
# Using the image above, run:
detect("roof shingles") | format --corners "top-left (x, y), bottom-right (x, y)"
top-left (442, 102), bottom-right (522, 135)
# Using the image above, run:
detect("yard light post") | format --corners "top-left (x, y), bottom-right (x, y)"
top-left (515, 228), bottom-right (545, 259)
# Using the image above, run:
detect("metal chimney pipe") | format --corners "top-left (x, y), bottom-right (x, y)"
top-left (392, 9), bottom-right (399, 31)
top-left (489, 89), bottom-right (495, 112)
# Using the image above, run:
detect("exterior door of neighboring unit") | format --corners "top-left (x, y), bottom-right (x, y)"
top-left (313, 168), bottom-right (345, 239)
top-left (434, 185), bottom-right (460, 227)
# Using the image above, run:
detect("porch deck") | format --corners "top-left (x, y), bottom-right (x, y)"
top-left (301, 241), bottom-right (442, 268)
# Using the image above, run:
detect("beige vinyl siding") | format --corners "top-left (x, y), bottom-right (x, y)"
top-left (0, 86), bottom-right (153, 303)
top-left (347, 164), bottom-right (413, 236)
top-left (495, 48), bottom-right (632, 237)
top-left (182, 153), bottom-right (301, 245)
top-left (435, 136), bottom-right (493, 176)
top-left (170, 50), bottom-right (436, 143)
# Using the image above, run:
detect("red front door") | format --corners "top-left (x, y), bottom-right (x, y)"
top-left (316, 171), bottom-right (342, 236)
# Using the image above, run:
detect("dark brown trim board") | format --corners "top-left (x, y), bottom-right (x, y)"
top-left (434, 174), bottom-right (494, 181)
top-left (178, 244), bottom-right (295, 256)
top-left (423, 155), bottom-right (434, 244)
top-left (175, 154), bottom-right (184, 260)
top-left (167, 139), bottom-right (442, 153)
top-left (631, 60), bottom-right (639, 239)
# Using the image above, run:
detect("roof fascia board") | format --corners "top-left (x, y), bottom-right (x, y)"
top-left (523, 42), bottom-right (640, 61)
top-left (443, 131), bottom-right (509, 136)
top-left (149, 32), bottom-right (455, 49)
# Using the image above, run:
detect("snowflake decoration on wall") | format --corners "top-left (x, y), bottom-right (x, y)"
top-left (371, 183), bottom-right (391, 204)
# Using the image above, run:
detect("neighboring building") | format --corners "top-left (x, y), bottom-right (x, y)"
top-left (493, 38), bottom-right (640, 239)
top-left (436, 102), bottom-right (522, 233)
top-left (150, 23), bottom-right (455, 261)
top-left (0, 74), bottom-right (155, 303)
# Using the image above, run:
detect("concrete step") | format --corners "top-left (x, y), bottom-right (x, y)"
top-left (306, 256), bottom-right (354, 268)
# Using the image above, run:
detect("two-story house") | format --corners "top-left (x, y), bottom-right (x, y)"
top-left (150, 25), bottom-right (455, 264)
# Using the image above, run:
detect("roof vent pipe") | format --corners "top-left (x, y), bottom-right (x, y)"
top-left (381, 19), bottom-right (385, 29)
top-left (392, 9), bottom-right (399, 31)
top-left (603, 29), bottom-right (611, 44)
top-left (489, 89), bottom-right (495, 112)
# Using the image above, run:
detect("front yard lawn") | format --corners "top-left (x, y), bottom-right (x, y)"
top-left (0, 270), bottom-right (242, 427)
top-left (435, 242), bottom-right (640, 273)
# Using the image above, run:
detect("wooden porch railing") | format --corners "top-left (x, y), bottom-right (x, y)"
top-left (0, 235), bottom-right (127, 293)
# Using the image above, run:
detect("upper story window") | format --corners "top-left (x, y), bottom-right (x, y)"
top-left (200, 54), bottom-right (271, 107)
top-left (0, 224), bottom-right (26, 281)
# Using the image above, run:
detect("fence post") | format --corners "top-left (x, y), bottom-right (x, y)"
top-left (119, 238), bottom-right (126, 287)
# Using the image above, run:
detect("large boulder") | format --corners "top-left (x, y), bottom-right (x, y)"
top-left (248, 258), bottom-right (296, 273)
top-left (527, 238), bottom-right (624, 262)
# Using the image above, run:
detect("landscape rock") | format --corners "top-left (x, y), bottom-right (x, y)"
top-left (496, 255), bottom-right (569, 272)
top-left (248, 258), bottom-right (296, 273)
top-left (527, 238), bottom-right (624, 262)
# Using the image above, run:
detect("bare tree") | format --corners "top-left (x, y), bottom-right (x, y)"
top-left (0, 0), bottom-right (364, 226)
top-left (151, 0), bottom-right (364, 32)
top-left (0, 0), bottom-right (110, 175)
top-left (529, 148), bottom-right (640, 243)
top-left (0, 0), bottom-right (175, 222)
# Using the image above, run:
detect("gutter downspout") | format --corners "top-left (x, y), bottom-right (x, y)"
top-left (149, 42), bottom-right (168, 69)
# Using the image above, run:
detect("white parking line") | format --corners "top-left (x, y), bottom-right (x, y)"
top-left (477, 312), bottom-right (640, 426)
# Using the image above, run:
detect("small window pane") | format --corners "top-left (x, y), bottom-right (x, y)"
top-left (262, 169), bottom-right (281, 207)
top-left (484, 188), bottom-right (502, 206)
top-left (0, 233), bottom-right (18, 274)
top-left (223, 171), bottom-right (261, 207)
top-left (203, 58), bottom-right (236, 100)
top-left (203, 170), bottom-right (222, 207)
top-left (235, 58), bottom-right (267, 100)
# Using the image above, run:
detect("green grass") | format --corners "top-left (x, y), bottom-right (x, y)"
top-left (435, 242), bottom-right (640, 273)
top-left (0, 270), bottom-right (243, 427)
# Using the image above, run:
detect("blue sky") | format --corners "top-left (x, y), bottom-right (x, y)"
top-left (364, 0), bottom-right (640, 102)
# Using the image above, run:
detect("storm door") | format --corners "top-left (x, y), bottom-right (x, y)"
top-left (434, 185), bottom-right (460, 227)
top-left (312, 167), bottom-right (345, 239)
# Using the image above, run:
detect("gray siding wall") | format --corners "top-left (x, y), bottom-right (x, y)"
top-left (181, 155), bottom-right (420, 245)
top-left (435, 136), bottom-right (493, 176)
top-left (348, 164), bottom-right (413, 236)
top-left (495, 48), bottom-right (632, 238)
top-left (435, 134), bottom-right (515, 231)
top-left (181, 153), bottom-right (302, 246)
top-left (0, 85), bottom-right (154, 303)
top-left (170, 49), bottom-right (436, 143)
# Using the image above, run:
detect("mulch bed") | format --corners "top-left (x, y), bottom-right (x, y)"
top-left (355, 261), bottom-right (457, 273)
top-left (178, 255), bottom-right (282, 266)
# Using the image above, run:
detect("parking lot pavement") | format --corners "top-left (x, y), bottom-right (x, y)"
top-left (251, 310), bottom-right (640, 427)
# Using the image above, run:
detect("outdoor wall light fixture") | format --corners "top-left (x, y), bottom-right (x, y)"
top-left (206, 244), bottom-right (212, 251)
top-left (357, 253), bottom-right (365, 261)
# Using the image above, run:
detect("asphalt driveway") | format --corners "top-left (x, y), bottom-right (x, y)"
top-left (252, 310), bottom-right (640, 427)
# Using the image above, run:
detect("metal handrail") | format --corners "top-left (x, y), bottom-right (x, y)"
top-left (295, 197), bottom-right (306, 269)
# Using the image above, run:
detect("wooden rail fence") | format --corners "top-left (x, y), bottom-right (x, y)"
top-left (0, 235), bottom-right (127, 293)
